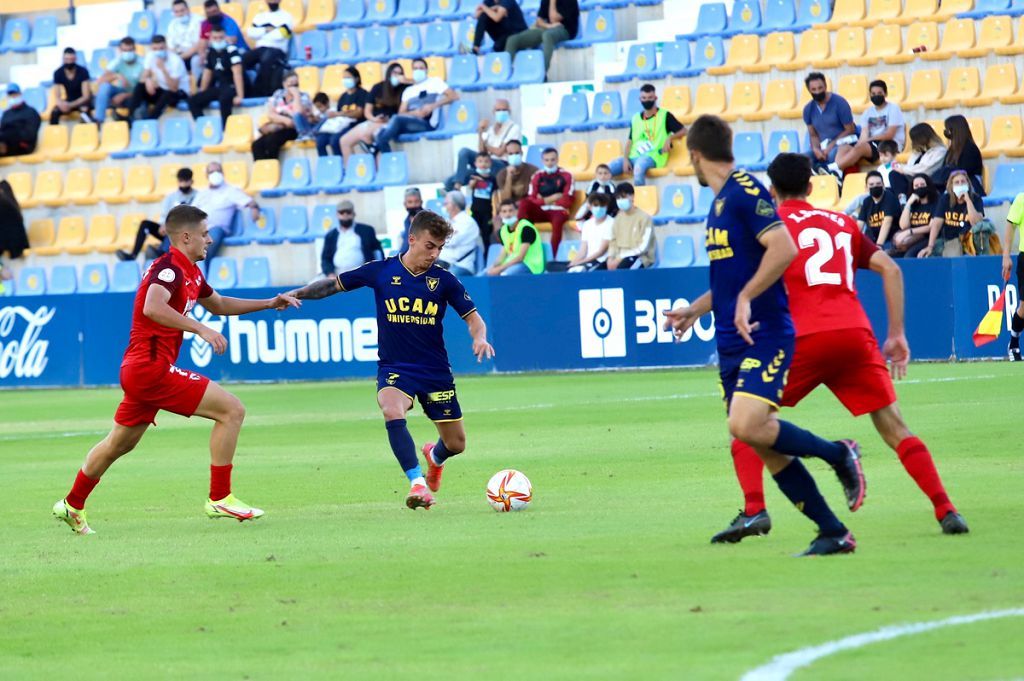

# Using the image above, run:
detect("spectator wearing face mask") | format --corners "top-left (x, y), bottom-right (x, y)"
top-left (320, 200), bottom-right (382, 277)
top-left (606, 183), bottom-right (655, 270)
top-left (857, 170), bottom-right (901, 247)
top-left (0, 84), bottom-right (42, 157)
top-left (834, 79), bottom-right (905, 174)
top-left (124, 34), bottom-right (190, 120)
top-left (314, 66), bottom-right (369, 157)
top-left (339, 62), bottom-right (409, 163)
top-left (51, 47), bottom-right (93, 125)
top-left (188, 21), bottom-right (244, 126)
top-left (118, 168), bottom-right (198, 261)
top-left (488, 199), bottom-right (544, 276)
top-left (396, 187), bottom-right (424, 252)
top-left (167, 0), bottom-right (202, 73)
top-left (575, 163), bottom-right (617, 222)
top-left (892, 123), bottom-right (947, 180)
top-left (198, 0), bottom-right (249, 57)
top-left (567, 192), bottom-right (614, 272)
top-left (607, 83), bottom-right (686, 186)
top-left (93, 37), bottom-right (143, 124)
top-left (444, 99), bottom-right (520, 191)
top-left (919, 170), bottom-right (984, 258)
top-left (495, 139), bottom-right (537, 207)
top-left (192, 161), bottom-right (261, 272)
top-left (931, 114), bottom-right (985, 197)
top-left (517, 146), bottom-right (573, 256)
top-left (465, 152), bottom-right (499, 249)
top-left (370, 58), bottom-right (458, 154)
top-left (802, 71), bottom-right (856, 178)
top-left (243, 0), bottom-right (294, 97)
top-left (892, 173), bottom-right (939, 259)
top-left (439, 191), bottom-right (482, 277)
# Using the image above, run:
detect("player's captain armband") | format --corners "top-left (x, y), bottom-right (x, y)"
top-left (157, 268), bottom-right (176, 283)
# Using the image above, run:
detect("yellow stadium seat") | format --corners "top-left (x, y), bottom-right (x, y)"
top-left (661, 85), bottom-right (691, 120)
top-left (191, 163), bottom-right (210, 190)
top-left (725, 81), bottom-right (762, 122)
top-left (816, 27), bottom-right (866, 69)
top-left (895, 21), bottom-right (939, 62)
top-left (875, 71), bottom-right (907, 104)
top-left (966, 117), bottom-right (986, 149)
top-left (321, 64), bottom-right (349, 99)
top-left (82, 121), bottom-right (129, 161)
top-left (204, 114), bottom-right (252, 153)
top-left (850, 23), bottom-right (902, 66)
top-left (125, 165), bottom-right (157, 202)
top-left (68, 214), bottom-right (116, 255)
top-left (220, 2), bottom-right (243, 26)
top-left (247, 159), bottom-right (280, 194)
top-left (244, 1), bottom-right (269, 29)
top-left (634, 186), bottom-right (658, 216)
top-left (984, 116), bottom-right (1024, 159)
top-left (706, 34), bottom-right (760, 76)
top-left (145, 164), bottom-right (181, 202)
top-left (7, 172), bottom-right (32, 207)
top-left (295, 66), bottom-right (319, 96)
top-left (928, 67), bottom-right (980, 110)
top-left (922, 18), bottom-right (972, 60)
top-left (559, 141), bottom-right (589, 176)
top-left (746, 79), bottom-right (801, 121)
top-left (902, 69), bottom-right (943, 109)
top-left (34, 216), bottom-right (87, 256)
top-left (223, 161), bottom-right (248, 190)
top-left (54, 167), bottom-right (97, 206)
top-left (783, 28), bottom-right (830, 71)
top-left (299, 0), bottom-right (334, 32)
top-left (396, 58), bottom-right (414, 77)
top-left (357, 62), bottom-right (383, 90)
top-left (103, 212), bottom-right (147, 254)
top-left (280, 0), bottom-right (304, 27)
top-left (994, 16), bottom-right (1024, 56)
top-left (25, 219), bottom-right (56, 255)
top-left (853, 0), bottom-right (900, 27)
top-left (19, 125), bottom-right (67, 164)
top-left (649, 142), bottom-right (691, 178)
top-left (683, 83), bottom-right (727, 124)
top-left (808, 175), bottom-right (840, 210)
top-left (934, 0), bottom-right (972, 19)
top-left (50, 123), bottom-right (99, 162)
top-left (744, 31), bottom-right (794, 74)
top-left (961, 16), bottom-right (1010, 58)
top-left (922, 118), bottom-right (943, 140)
top-left (94, 166), bottom-right (127, 204)
top-left (895, 0), bottom-right (937, 25)
top-left (963, 63), bottom-right (1016, 107)
top-left (425, 56), bottom-right (446, 81)
top-left (838, 74), bottom-right (870, 114)
top-left (998, 65), bottom-right (1024, 104)
top-left (579, 140), bottom-right (622, 181)
top-left (30, 170), bottom-right (62, 207)
top-left (837, 173), bottom-right (867, 211)
top-left (822, 0), bottom-right (866, 29)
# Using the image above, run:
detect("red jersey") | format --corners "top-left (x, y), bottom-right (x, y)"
top-left (778, 199), bottom-right (879, 337)
top-left (122, 247), bottom-right (213, 367)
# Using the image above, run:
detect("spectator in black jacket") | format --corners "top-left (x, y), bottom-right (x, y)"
top-left (51, 48), bottom-right (93, 125)
top-left (320, 199), bottom-right (382, 277)
top-left (0, 180), bottom-right (29, 259)
top-left (931, 115), bottom-right (985, 196)
top-left (0, 84), bottom-right (41, 157)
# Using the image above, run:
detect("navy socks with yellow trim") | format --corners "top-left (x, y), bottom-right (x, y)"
top-left (432, 439), bottom-right (455, 466)
top-left (385, 419), bottom-right (422, 482)
top-left (772, 420), bottom-right (845, 466)
top-left (773, 459), bottom-right (847, 538)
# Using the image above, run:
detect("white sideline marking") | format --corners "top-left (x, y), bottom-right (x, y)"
top-left (741, 608), bottom-right (1024, 681)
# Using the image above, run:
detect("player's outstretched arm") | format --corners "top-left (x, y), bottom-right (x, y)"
top-left (143, 285), bottom-right (227, 355)
top-left (664, 290), bottom-right (712, 341)
top-left (735, 225), bottom-right (796, 344)
top-left (464, 311), bottom-right (495, 362)
top-left (286, 276), bottom-right (343, 301)
top-left (201, 291), bottom-right (300, 316)
top-left (868, 250), bottom-right (910, 379)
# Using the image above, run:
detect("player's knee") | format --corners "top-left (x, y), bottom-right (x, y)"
top-left (381, 404), bottom-right (406, 421)
top-left (727, 414), bottom-right (769, 448)
top-left (221, 396), bottom-right (246, 426)
top-left (445, 433), bottom-right (466, 454)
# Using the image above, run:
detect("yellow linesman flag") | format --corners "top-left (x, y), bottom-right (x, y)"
top-left (973, 287), bottom-right (1007, 347)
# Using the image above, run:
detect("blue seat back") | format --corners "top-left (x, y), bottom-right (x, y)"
top-left (328, 28), bottom-right (360, 62)
top-left (691, 2), bottom-right (727, 36)
top-left (395, 0), bottom-right (429, 21)
top-left (393, 25), bottom-right (422, 57)
top-left (79, 263), bottom-right (109, 293)
top-left (729, 0), bottom-right (762, 33)
top-left (244, 207), bottom-right (277, 240)
top-left (1, 19), bottom-right (30, 49)
top-left (17, 267), bottom-right (46, 295)
top-left (345, 154), bottom-right (376, 187)
top-left (455, 18), bottom-right (477, 50)
top-left (377, 152), bottom-right (409, 186)
top-left (429, 0), bottom-right (462, 19)
top-left (590, 91), bottom-right (622, 126)
top-left (161, 118), bottom-right (192, 150)
top-left (337, 0), bottom-right (366, 22)
top-left (661, 184), bottom-right (695, 218)
top-left (280, 157), bottom-right (312, 189)
top-left (365, 0), bottom-right (398, 24)
top-left (555, 93), bottom-right (588, 127)
top-left (695, 186), bottom-right (714, 217)
top-left (278, 206), bottom-right (310, 238)
top-left (49, 265), bottom-right (77, 294)
top-left (441, 99), bottom-right (478, 134)
top-left (28, 16), bottom-right (58, 47)
top-left (485, 243), bottom-right (503, 267)
top-left (660, 235), bottom-right (696, 268)
top-left (580, 10), bottom-right (615, 42)
top-left (90, 47), bottom-right (116, 76)
top-left (241, 257), bottom-right (271, 288)
top-left (692, 36), bottom-right (725, 70)
top-left (556, 239), bottom-right (581, 260)
top-left (991, 163), bottom-right (1024, 197)
top-left (313, 155), bottom-right (344, 187)
top-left (299, 30), bottom-right (328, 62)
top-left (361, 27), bottom-right (390, 59)
top-left (796, 0), bottom-right (832, 26)
top-left (424, 22), bottom-right (454, 52)
top-left (479, 52), bottom-right (512, 85)
top-left (660, 40), bottom-right (692, 71)
top-left (525, 145), bottom-right (544, 168)
top-left (129, 120), bottom-right (159, 151)
top-left (23, 86), bottom-right (46, 113)
top-left (767, 129), bottom-right (801, 157)
top-left (208, 257), bottom-right (237, 289)
top-left (156, 8), bottom-right (174, 36)
top-left (128, 10), bottom-right (157, 44)
top-left (761, 0), bottom-right (798, 32)
top-left (448, 54), bottom-right (479, 86)
top-left (312, 204), bottom-right (336, 234)
top-left (734, 131), bottom-right (764, 167)
top-left (623, 87), bottom-right (643, 120)
top-left (195, 115), bottom-right (224, 146)
top-left (111, 261), bottom-right (141, 292)
top-left (625, 43), bottom-right (656, 75)
top-left (426, 198), bottom-right (444, 213)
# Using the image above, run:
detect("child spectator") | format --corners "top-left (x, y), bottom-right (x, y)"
top-left (466, 152), bottom-right (498, 249)
top-left (575, 163), bottom-right (617, 222)
top-left (568, 192), bottom-right (614, 272)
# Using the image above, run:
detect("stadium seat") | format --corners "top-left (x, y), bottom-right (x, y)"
top-left (796, 0), bottom-right (832, 26)
top-left (984, 115), bottom-right (1024, 158)
top-left (277, 206), bottom-right (313, 242)
top-left (985, 163), bottom-right (1024, 205)
top-left (376, 152), bottom-right (409, 187)
top-left (837, 172), bottom-right (867, 211)
top-left (55, 168), bottom-right (96, 207)
top-left (875, 71), bottom-right (907, 104)
top-left (660, 85), bottom-right (692, 120)
top-left (339, 154), bottom-right (376, 191)
top-left (652, 40), bottom-right (701, 79)
top-left (301, 0), bottom-right (335, 31)
top-left (122, 165), bottom-right (155, 203)
top-left (485, 243), bottom-right (503, 268)
top-left (729, 0), bottom-right (763, 35)
top-left (19, 125), bottom-right (67, 164)
top-left (190, 117), bottom-right (223, 151)
top-left (325, 28), bottom-right (359, 64)
top-left (426, 0), bottom-right (463, 21)
top-left (815, 26), bottom-right (866, 68)
top-left (651, 141), bottom-right (692, 178)
top-left (25, 219), bottom-right (55, 255)
top-left (223, 160), bottom-right (248, 190)
top-left (207, 258), bottom-right (238, 289)
top-left (149, 118), bottom-right (199, 156)
top-left (94, 166), bottom-right (126, 204)
top-left (850, 23), bottom-right (903, 66)
top-left (559, 141), bottom-right (589, 177)
top-left (28, 171), bottom-right (62, 209)
top-left (961, 0), bottom-right (1011, 18)
top-left (607, 44), bottom-right (657, 83)
top-left (658, 235), bottom-right (696, 268)
top-left (424, 21), bottom-right (456, 57)
top-left (473, 52), bottom-right (512, 90)
top-left (538, 93), bottom-right (589, 133)
top-left (838, 74), bottom-right (870, 114)
top-left (779, 27), bottom-right (829, 71)
top-left (226, 208), bottom-right (279, 245)
top-left (262, 158), bottom-right (311, 197)
top-left (0, 19), bottom-right (30, 53)
top-left (706, 34), bottom-right (759, 75)
top-left (393, 25), bottom-right (423, 59)
top-left (50, 123), bottom-right (99, 162)
top-left (760, 0), bottom-right (803, 33)
top-left (579, 140), bottom-right (622, 181)
top-left (855, 0), bottom-right (903, 27)
top-left (929, 67), bottom-right (982, 109)
top-left (360, 26), bottom-right (390, 61)
top-left (203, 114), bottom-right (251, 153)
top-left (17, 267), bottom-right (46, 295)
top-left (821, 0), bottom-right (867, 29)
top-left (81, 121), bottom-right (129, 161)
top-left (808, 175), bottom-right (840, 209)
top-left (903, 69), bottom-right (944, 109)
top-left (128, 10), bottom-right (157, 44)
top-left (6, 172), bottom-right (32, 206)
top-left (767, 129), bottom-right (801, 157)
top-left (70, 214), bottom-right (117, 254)
top-left (295, 156), bottom-right (342, 195)
top-left (310, 204), bottom-right (336, 237)
top-left (994, 17), bottom-right (1024, 55)
top-left (321, 0), bottom-right (365, 28)
top-left (21, 86), bottom-right (46, 116)
top-left (555, 240), bottom-right (581, 261)
top-left (725, 81), bottom-right (762, 122)
top-left (110, 120), bottom-right (159, 159)
top-left (26, 16), bottom-right (58, 51)
top-left (501, 49), bottom-right (545, 87)
top-left (246, 160), bottom-right (280, 195)
top-left (36, 216), bottom-right (87, 255)
top-left (425, 100), bottom-right (478, 139)
top-left (680, 3), bottom-right (728, 39)
top-left (565, 10), bottom-right (616, 48)
top-left (746, 79), bottom-right (801, 120)
top-left (293, 29), bottom-right (328, 66)
top-left (366, 0), bottom-right (398, 25)
top-left (240, 257), bottom-right (272, 288)
top-left (745, 31), bottom-right (795, 73)
top-left (588, 91), bottom-right (626, 129)
top-left (691, 36), bottom-right (726, 71)
top-left (734, 131), bottom-right (766, 170)
top-left (79, 264), bottom-right (109, 294)
top-left (933, 0), bottom-right (972, 19)
top-left (961, 16), bottom-right (1011, 58)
top-left (101, 213), bottom-right (145, 255)
top-left (683, 83), bottom-right (727, 123)
top-left (657, 184), bottom-right (695, 223)
top-left (448, 54), bottom-right (480, 89)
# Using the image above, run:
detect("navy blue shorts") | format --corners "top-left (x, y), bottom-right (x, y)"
top-left (719, 338), bottom-right (795, 411)
top-left (377, 366), bottom-right (463, 422)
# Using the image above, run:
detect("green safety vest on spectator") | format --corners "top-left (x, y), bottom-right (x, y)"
top-left (629, 107), bottom-right (669, 167)
top-left (499, 219), bottom-right (545, 274)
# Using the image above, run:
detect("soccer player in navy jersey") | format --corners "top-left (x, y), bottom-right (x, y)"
top-left (286, 210), bottom-right (495, 510)
top-left (664, 115), bottom-right (864, 556)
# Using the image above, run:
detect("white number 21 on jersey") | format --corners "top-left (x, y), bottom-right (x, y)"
top-left (799, 227), bottom-right (855, 290)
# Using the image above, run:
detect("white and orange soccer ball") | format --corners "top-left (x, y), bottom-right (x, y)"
top-left (486, 469), bottom-right (532, 512)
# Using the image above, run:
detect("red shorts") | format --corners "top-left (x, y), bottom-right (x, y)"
top-left (114, 362), bottom-right (210, 427)
top-left (781, 327), bottom-right (896, 417)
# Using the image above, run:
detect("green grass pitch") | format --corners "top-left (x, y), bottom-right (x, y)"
top-left (2, 362), bottom-right (1022, 679)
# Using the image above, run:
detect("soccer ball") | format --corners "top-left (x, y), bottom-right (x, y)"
top-left (486, 469), bottom-right (532, 512)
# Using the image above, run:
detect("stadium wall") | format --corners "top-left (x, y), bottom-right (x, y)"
top-left (0, 255), bottom-right (1018, 388)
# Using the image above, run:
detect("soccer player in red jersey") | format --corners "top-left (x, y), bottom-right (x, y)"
top-left (710, 153), bottom-right (968, 543)
top-left (53, 205), bottom-right (298, 535)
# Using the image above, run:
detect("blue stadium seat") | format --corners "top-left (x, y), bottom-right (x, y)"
top-left (622, 87), bottom-right (643, 122)
top-left (365, 0), bottom-right (398, 25)
top-left (448, 54), bottom-right (480, 88)
top-left (128, 10), bottom-right (157, 45)
top-left (17, 267), bottom-right (46, 295)
top-left (565, 10), bottom-right (616, 48)
top-left (796, 0), bottom-right (832, 26)
top-left (606, 43), bottom-right (658, 83)
top-left (542, 242), bottom-right (553, 263)
top-left (525, 144), bottom-right (544, 168)
top-left (323, 0), bottom-right (368, 28)
top-left (90, 47), bottom-right (116, 76)
top-left (22, 87), bottom-right (46, 113)
top-left (556, 239), bottom-right (581, 260)
top-left (156, 8), bottom-right (174, 36)
top-left (240, 257), bottom-right (271, 288)
top-left (734, 132), bottom-right (766, 171)
top-left (25, 16), bottom-right (58, 51)
top-left (194, 115), bottom-right (224, 147)
top-left (729, 0), bottom-right (762, 35)
top-left (392, 0), bottom-right (430, 25)
top-left (474, 52), bottom-right (512, 90)
top-left (425, 100), bottom-right (478, 139)
top-left (393, 25), bottom-right (424, 59)
top-left (340, 154), bottom-right (377, 191)
top-left (427, 0), bottom-right (465, 22)
top-left (423, 22), bottom-right (456, 57)
top-left (327, 28), bottom-right (360, 63)
top-left (263, 157), bottom-right (311, 197)
top-left (226, 207), bottom-right (279, 245)
top-left (454, 17), bottom-right (494, 54)
top-left (485, 243), bottom-right (503, 267)
top-left (376, 152), bottom-right (409, 186)
top-left (680, 2), bottom-right (728, 39)
top-left (658, 235), bottom-right (696, 268)
top-left (311, 204), bottom-right (337, 235)
top-left (111, 120), bottom-right (159, 158)
top-left (694, 243), bottom-right (710, 266)
top-left (294, 30), bottom-right (329, 66)
top-left (502, 49), bottom-right (545, 87)
top-left (298, 156), bottom-right (344, 195)
top-left (146, 118), bottom-right (198, 156)
top-left (277, 206), bottom-right (314, 242)
top-left (691, 36), bottom-right (726, 71)
top-left (361, 27), bottom-right (391, 61)
top-left (208, 258), bottom-right (238, 289)
top-left (79, 264), bottom-right (109, 294)
top-left (537, 93), bottom-right (589, 134)
top-left (759, 0), bottom-right (804, 34)
top-left (0, 19), bottom-right (30, 53)
top-left (652, 40), bottom-right (701, 79)
top-left (984, 163), bottom-right (1024, 205)
top-left (767, 129), bottom-right (801, 157)
top-left (656, 184), bottom-right (696, 225)
top-left (586, 91), bottom-right (626, 130)
top-left (960, 0), bottom-right (1010, 18)
top-left (695, 186), bottom-right (714, 218)
top-left (49, 265), bottom-right (77, 295)
top-left (111, 261), bottom-right (141, 292)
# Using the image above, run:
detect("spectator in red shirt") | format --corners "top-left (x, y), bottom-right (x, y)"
top-left (517, 147), bottom-right (573, 255)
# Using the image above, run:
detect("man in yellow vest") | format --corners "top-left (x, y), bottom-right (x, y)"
top-left (607, 83), bottom-right (686, 186)
top-left (487, 199), bottom-right (545, 275)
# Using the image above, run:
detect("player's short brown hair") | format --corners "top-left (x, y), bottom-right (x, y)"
top-left (165, 204), bottom-right (208, 234)
top-left (686, 115), bottom-right (734, 163)
top-left (767, 152), bottom-right (812, 199)
top-left (408, 210), bottom-right (454, 242)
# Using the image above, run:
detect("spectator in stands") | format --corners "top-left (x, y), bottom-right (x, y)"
top-left (168, 0), bottom-right (202, 73)
top-left (931, 115), bottom-right (984, 197)
top-left (469, 0), bottom-right (528, 55)
top-left (834, 79), bottom-right (905, 173)
top-left (439, 191), bottom-right (482, 277)
top-left (517, 146), bottom-right (573, 255)
top-left (51, 48), bottom-right (93, 125)
top-left (857, 170), bottom-right (901, 247)
top-left (444, 99), bottom-right (520, 191)
top-left (919, 170), bottom-right (984, 258)
top-left (320, 199), bottom-right (382, 277)
top-left (199, 0), bottom-right (248, 62)
top-left (243, 0), bottom-right (294, 97)
top-left (0, 180), bottom-right (29, 260)
top-left (0, 85), bottom-right (42, 158)
top-left (466, 152), bottom-right (499, 249)
top-left (251, 70), bottom-right (310, 160)
top-left (124, 35), bottom-right (189, 121)
top-left (193, 161), bottom-right (261, 272)
top-left (488, 198), bottom-right (544, 276)
top-left (506, 0), bottom-right (580, 77)
top-left (315, 66), bottom-right (369, 157)
top-left (117, 168), bottom-right (197, 261)
top-left (893, 123), bottom-right (947, 180)
top-left (495, 139), bottom-right (537, 207)
top-left (93, 37), bottom-right (143, 124)
top-left (607, 183), bottom-right (655, 270)
top-left (567, 192), bottom-right (613, 272)
top-left (371, 58), bottom-right (459, 155)
top-left (396, 186), bottom-right (424, 249)
top-left (575, 163), bottom-right (617, 222)
top-left (608, 84), bottom-right (686, 186)
top-left (340, 63), bottom-right (409, 162)
top-left (892, 174), bottom-right (939, 259)
top-left (188, 22), bottom-right (244, 126)
top-left (802, 72), bottom-right (855, 179)
top-left (875, 140), bottom-right (908, 202)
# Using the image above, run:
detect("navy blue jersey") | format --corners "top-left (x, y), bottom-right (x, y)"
top-left (338, 256), bottom-right (477, 371)
top-left (705, 171), bottom-right (793, 353)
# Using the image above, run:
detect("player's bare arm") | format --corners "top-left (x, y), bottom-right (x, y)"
top-left (868, 250), bottom-right (910, 380)
top-left (464, 310), bottom-right (495, 362)
top-left (287, 276), bottom-right (342, 300)
top-left (735, 224), bottom-right (796, 345)
top-left (143, 285), bottom-right (227, 354)
top-left (664, 290), bottom-right (712, 341)
top-left (201, 290), bottom-right (301, 315)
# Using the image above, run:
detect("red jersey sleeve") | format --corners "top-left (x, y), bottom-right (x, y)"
top-left (848, 217), bottom-right (880, 269)
top-left (148, 263), bottom-right (184, 295)
top-left (199, 277), bottom-right (214, 299)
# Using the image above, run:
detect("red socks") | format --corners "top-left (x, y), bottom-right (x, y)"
top-left (210, 464), bottom-right (233, 501)
top-left (731, 440), bottom-right (766, 516)
top-left (66, 469), bottom-right (100, 510)
top-left (896, 436), bottom-right (955, 520)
